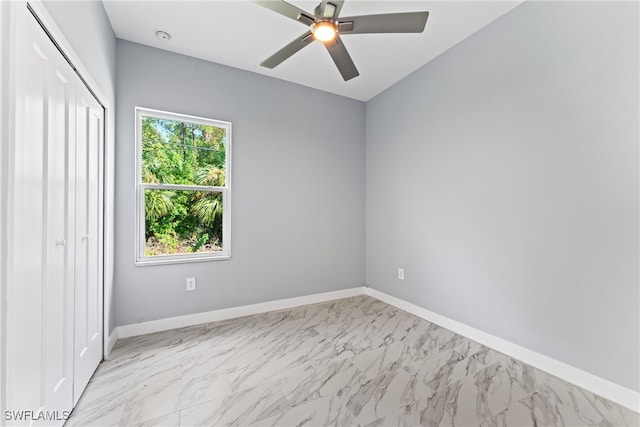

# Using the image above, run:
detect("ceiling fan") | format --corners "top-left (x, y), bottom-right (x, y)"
top-left (252, 1), bottom-right (429, 81)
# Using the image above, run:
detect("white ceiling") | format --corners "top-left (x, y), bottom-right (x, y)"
top-left (103, 0), bottom-right (522, 101)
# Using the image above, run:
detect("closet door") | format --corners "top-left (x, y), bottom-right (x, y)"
top-left (73, 82), bottom-right (104, 403)
top-left (8, 4), bottom-right (105, 423)
top-left (8, 5), bottom-right (76, 423)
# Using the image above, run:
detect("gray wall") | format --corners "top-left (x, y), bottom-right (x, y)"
top-left (114, 40), bottom-right (365, 326)
top-left (365, 1), bottom-right (639, 392)
top-left (42, 1), bottom-right (116, 105)
top-left (42, 1), bottom-right (117, 335)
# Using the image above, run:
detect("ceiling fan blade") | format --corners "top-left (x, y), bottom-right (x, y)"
top-left (338, 11), bottom-right (429, 34)
top-left (261, 31), bottom-right (314, 69)
top-left (325, 36), bottom-right (359, 81)
top-left (315, 0), bottom-right (345, 19)
top-left (251, 1), bottom-right (314, 25)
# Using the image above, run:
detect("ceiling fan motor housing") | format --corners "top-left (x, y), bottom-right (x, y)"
top-left (315, 2), bottom-right (338, 19)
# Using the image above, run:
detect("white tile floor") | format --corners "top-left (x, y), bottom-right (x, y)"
top-left (66, 296), bottom-right (640, 426)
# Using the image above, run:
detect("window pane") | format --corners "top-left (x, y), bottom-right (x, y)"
top-left (141, 116), bottom-right (226, 186)
top-left (144, 189), bottom-right (224, 256)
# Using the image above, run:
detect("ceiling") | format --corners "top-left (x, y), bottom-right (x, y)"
top-left (103, 1), bottom-right (522, 101)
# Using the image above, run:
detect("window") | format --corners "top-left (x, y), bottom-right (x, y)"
top-left (135, 107), bottom-right (231, 265)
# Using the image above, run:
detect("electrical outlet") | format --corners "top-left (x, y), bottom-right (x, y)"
top-left (186, 277), bottom-right (196, 291)
top-left (398, 268), bottom-right (404, 280)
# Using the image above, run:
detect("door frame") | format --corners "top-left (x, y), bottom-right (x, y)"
top-left (0, 1), bottom-right (11, 423)
top-left (0, 1), bottom-right (114, 419)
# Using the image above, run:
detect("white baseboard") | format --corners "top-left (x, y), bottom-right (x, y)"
top-left (110, 285), bottom-right (638, 413)
top-left (115, 287), bottom-right (366, 340)
top-left (364, 287), bottom-right (640, 414)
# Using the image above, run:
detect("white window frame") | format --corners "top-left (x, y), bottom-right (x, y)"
top-left (135, 107), bottom-right (231, 266)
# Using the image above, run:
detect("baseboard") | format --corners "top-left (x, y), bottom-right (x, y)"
top-left (111, 285), bottom-right (638, 413)
top-left (364, 287), bottom-right (640, 414)
top-left (115, 286), bottom-right (366, 340)
top-left (104, 330), bottom-right (118, 359)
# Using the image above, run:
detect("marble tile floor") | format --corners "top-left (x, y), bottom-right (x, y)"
top-left (66, 296), bottom-right (639, 427)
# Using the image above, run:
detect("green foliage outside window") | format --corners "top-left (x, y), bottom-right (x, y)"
top-left (141, 116), bottom-right (227, 256)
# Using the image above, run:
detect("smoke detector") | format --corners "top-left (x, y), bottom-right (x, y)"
top-left (155, 30), bottom-right (171, 41)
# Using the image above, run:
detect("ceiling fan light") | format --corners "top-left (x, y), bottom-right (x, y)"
top-left (312, 21), bottom-right (337, 42)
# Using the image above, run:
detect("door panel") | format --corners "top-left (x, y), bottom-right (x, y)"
top-left (8, 8), bottom-right (48, 415)
top-left (73, 84), bottom-right (103, 402)
top-left (8, 6), bottom-right (77, 425)
top-left (44, 57), bottom-right (75, 416)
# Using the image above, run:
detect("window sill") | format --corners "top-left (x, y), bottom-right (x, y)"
top-left (135, 252), bottom-right (230, 267)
